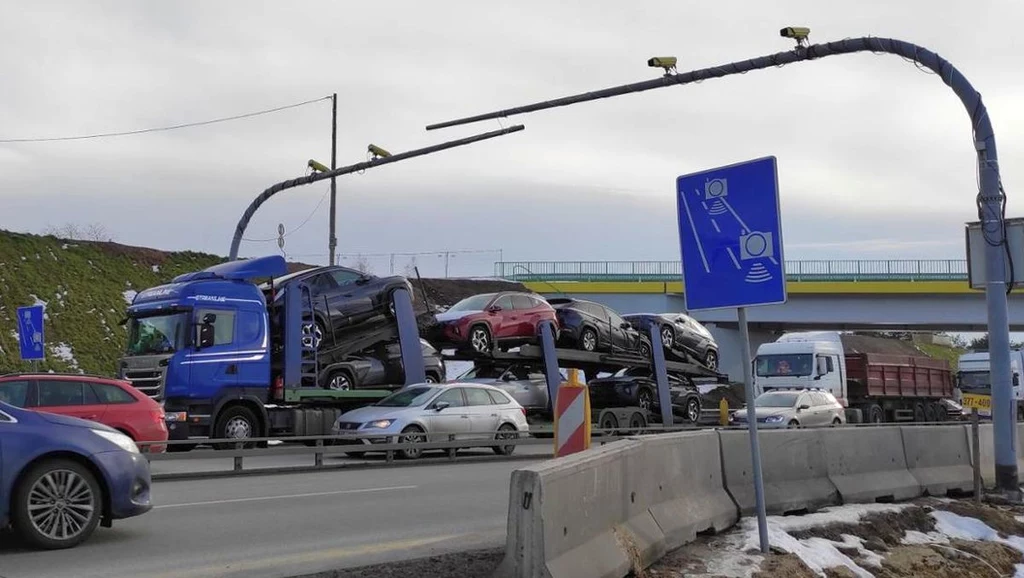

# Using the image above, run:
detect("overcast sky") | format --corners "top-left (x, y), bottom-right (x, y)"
top-left (2, 1), bottom-right (1022, 278)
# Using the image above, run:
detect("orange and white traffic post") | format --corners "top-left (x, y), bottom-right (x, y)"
top-left (553, 368), bottom-right (591, 457)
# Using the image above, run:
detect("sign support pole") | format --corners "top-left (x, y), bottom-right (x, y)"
top-left (738, 306), bottom-right (769, 553)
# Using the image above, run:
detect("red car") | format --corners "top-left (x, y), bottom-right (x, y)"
top-left (432, 291), bottom-right (558, 354)
top-left (0, 373), bottom-right (168, 453)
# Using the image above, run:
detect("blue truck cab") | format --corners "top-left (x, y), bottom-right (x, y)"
top-left (118, 256), bottom-right (288, 444)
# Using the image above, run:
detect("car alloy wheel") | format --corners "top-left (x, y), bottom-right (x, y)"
top-left (399, 426), bottom-right (426, 459)
top-left (25, 467), bottom-right (97, 545)
top-left (493, 423), bottom-right (518, 456)
top-left (301, 322), bottom-right (323, 350)
top-left (686, 398), bottom-right (701, 424)
top-left (470, 327), bottom-right (491, 354)
top-left (661, 326), bottom-right (674, 348)
top-left (328, 372), bottom-right (352, 391)
top-left (704, 350), bottom-right (718, 371)
top-left (639, 341), bottom-right (651, 358)
top-left (581, 328), bottom-right (598, 352)
top-left (637, 388), bottom-right (654, 413)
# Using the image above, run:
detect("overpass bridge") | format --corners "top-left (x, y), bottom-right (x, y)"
top-left (496, 259), bottom-right (1024, 380)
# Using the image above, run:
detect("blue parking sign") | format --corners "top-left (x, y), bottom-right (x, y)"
top-left (17, 305), bottom-right (45, 361)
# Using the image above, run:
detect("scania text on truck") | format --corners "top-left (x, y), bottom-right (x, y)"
top-left (753, 331), bottom-right (954, 423)
top-left (117, 255), bottom-right (425, 449)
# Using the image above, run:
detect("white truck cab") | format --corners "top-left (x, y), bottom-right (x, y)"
top-left (753, 331), bottom-right (848, 407)
top-left (956, 350), bottom-right (1024, 417)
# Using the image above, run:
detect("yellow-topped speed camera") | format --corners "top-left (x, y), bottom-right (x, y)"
top-left (647, 56), bottom-right (677, 74)
top-left (307, 159), bottom-right (330, 173)
top-left (780, 26), bottom-right (810, 42)
top-left (367, 144), bottom-right (392, 159)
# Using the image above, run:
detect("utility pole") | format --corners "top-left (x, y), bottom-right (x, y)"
top-left (328, 93), bottom-right (338, 266)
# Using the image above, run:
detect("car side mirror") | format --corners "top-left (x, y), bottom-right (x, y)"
top-left (355, 276), bottom-right (370, 285)
top-left (487, 305), bottom-right (502, 313)
top-left (816, 357), bottom-right (829, 376)
top-left (433, 401), bottom-right (450, 411)
top-left (798, 404), bottom-right (811, 411)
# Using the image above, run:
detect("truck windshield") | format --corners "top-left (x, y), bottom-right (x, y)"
top-left (375, 386), bottom-right (439, 407)
top-left (756, 354), bottom-right (813, 377)
top-left (126, 312), bottom-right (187, 355)
top-left (958, 371), bottom-right (991, 392)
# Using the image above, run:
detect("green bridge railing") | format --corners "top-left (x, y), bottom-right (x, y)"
top-left (495, 260), bottom-right (969, 283)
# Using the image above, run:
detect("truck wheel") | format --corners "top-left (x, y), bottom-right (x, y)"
top-left (13, 458), bottom-right (102, 550)
top-left (917, 403), bottom-right (933, 422)
top-left (924, 403), bottom-right (938, 423)
top-left (866, 404), bottom-right (884, 424)
top-left (493, 423), bottom-right (519, 456)
top-left (599, 412), bottom-right (619, 436)
top-left (214, 406), bottom-right (259, 450)
top-left (626, 411), bottom-right (647, 435)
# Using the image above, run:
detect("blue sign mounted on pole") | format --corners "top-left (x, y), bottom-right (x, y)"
top-left (676, 156), bottom-right (786, 311)
top-left (17, 305), bottom-right (45, 361)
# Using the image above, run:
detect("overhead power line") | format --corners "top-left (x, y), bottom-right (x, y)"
top-left (0, 95), bottom-right (332, 143)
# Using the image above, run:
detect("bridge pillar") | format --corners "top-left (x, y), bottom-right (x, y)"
top-left (705, 324), bottom-right (780, 384)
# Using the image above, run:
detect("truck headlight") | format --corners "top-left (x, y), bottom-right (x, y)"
top-left (93, 429), bottom-right (140, 454)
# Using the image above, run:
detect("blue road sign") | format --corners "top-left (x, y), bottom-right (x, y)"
top-left (17, 305), bottom-right (45, 361)
top-left (676, 156), bottom-right (786, 311)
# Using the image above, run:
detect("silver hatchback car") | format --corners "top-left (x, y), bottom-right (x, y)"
top-left (332, 382), bottom-right (530, 459)
top-left (731, 389), bottom-right (846, 429)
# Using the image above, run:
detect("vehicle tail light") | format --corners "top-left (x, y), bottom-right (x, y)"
top-left (271, 375), bottom-right (284, 400)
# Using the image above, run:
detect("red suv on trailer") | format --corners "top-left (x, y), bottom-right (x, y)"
top-left (432, 292), bottom-right (558, 354)
top-left (0, 373), bottom-right (168, 453)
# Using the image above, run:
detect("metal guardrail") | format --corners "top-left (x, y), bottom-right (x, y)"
top-left (495, 259), bottom-right (969, 283)
top-left (138, 417), bottom-right (971, 480)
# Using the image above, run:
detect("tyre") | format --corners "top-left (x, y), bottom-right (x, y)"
top-left (385, 290), bottom-right (398, 319)
top-left (492, 423), bottom-right (519, 456)
top-left (787, 420), bottom-right (800, 429)
top-left (398, 425), bottom-right (426, 459)
top-left (704, 350), bottom-right (719, 371)
top-left (684, 397), bottom-right (701, 425)
top-left (627, 412), bottom-right (647, 434)
top-left (924, 402), bottom-right (938, 423)
top-left (213, 405), bottom-right (259, 450)
top-left (424, 372), bottom-right (441, 384)
top-left (831, 417), bottom-right (842, 427)
top-left (660, 325), bottom-right (675, 349)
top-left (599, 412), bottom-right (619, 435)
top-left (580, 327), bottom-right (599, 352)
top-left (13, 458), bottom-right (102, 550)
top-left (326, 369), bottom-right (354, 391)
top-left (638, 339), bottom-right (652, 359)
top-left (636, 387), bottom-right (655, 414)
top-left (866, 404), bottom-right (884, 424)
top-left (469, 325), bottom-right (492, 355)
top-left (913, 402), bottom-right (926, 423)
top-left (302, 320), bottom-right (326, 351)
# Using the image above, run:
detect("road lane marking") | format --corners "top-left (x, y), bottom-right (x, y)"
top-left (154, 484), bottom-right (417, 509)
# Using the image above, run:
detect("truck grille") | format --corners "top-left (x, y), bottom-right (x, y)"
top-left (123, 368), bottom-right (166, 400)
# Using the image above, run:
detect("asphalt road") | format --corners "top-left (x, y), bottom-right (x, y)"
top-left (0, 456), bottom-right (542, 578)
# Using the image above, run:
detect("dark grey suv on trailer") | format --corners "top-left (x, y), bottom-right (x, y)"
top-left (623, 313), bottom-right (719, 370)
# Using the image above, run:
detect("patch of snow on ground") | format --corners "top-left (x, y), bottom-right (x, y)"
top-left (902, 529), bottom-right (949, 545)
top-left (50, 342), bottom-right (80, 370)
top-left (122, 289), bottom-right (138, 304)
top-left (28, 294), bottom-right (50, 320)
top-left (769, 503), bottom-right (909, 533)
top-left (152, 264), bottom-right (160, 272)
top-left (737, 515), bottom-right (875, 578)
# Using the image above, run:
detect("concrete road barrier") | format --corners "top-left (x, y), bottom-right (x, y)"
top-left (719, 429), bottom-right (839, 516)
top-left (822, 426), bottom-right (922, 503)
top-left (628, 431), bottom-right (738, 550)
top-left (900, 425), bottom-right (973, 496)
top-left (496, 439), bottom-right (649, 578)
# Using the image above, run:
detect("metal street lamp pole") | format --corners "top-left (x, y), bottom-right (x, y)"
top-left (229, 124), bottom-right (525, 260)
top-left (329, 93), bottom-right (338, 266)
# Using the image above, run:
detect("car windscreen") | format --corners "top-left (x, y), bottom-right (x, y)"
top-left (126, 312), bottom-right (188, 355)
top-left (755, 392), bottom-right (800, 407)
top-left (447, 294), bottom-right (495, 312)
top-left (375, 386), bottom-right (439, 407)
top-left (756, 354), bottom-right (813, 377)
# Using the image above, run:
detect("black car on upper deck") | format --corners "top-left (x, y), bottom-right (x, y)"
top-left (546, 297), bottom-right (651, 358)
top-left (259, 265), bottom-right (413, 352)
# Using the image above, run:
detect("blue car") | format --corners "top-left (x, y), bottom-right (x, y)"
top-left (0, 401), bottom-right (153, 549)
